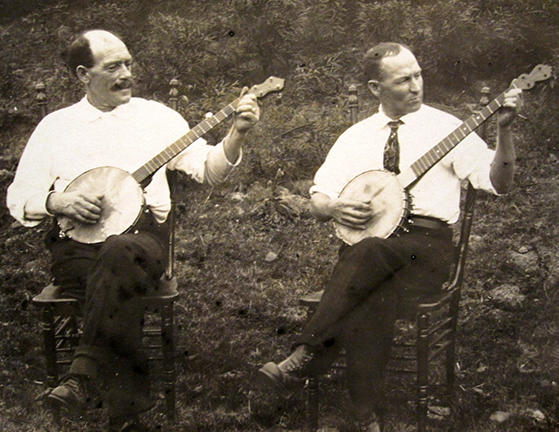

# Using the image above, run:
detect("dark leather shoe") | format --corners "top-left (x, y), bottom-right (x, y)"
top-left (256, 344), bottom-right (315, 396)
top-left (46, 374), bottom-right (89, 415)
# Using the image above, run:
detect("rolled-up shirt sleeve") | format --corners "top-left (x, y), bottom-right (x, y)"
top-left (451, 133), bottom-right (498, 195)
top-left (6, 118), bottom-right (56, 227)
top-left (168, 137), bottom-right (241, 186)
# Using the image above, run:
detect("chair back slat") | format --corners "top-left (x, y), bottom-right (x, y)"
top-left (447, 183), bottom-right (477, 291)
top-left (165, 78), bottom-right (181, 279)
top-left (35, 82), bottom-right (48, 119)
top-left (445, 87), bottom-right (490, 292)
top-left (348, 84), bottom-right (358, 125)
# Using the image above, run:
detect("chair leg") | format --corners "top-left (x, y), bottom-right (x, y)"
top-left (161, 302), bottom-right (176, 422)
top-left (416, 312), bottom-right (431, 432)
top-left (447, 295), bottom-right (460, 402)
top-left (306, 376), bottom-right (319, 431)
top-left (40, 306), bottom-right (59, 388)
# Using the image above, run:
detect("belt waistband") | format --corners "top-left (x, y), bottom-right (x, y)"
top-left (407, 215), bottom-right (448, 230)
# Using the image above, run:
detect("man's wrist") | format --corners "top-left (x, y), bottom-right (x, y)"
top-left (45, 191), bottom-right (58, 216)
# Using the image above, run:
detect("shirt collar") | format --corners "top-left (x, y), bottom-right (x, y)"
top-left (77, 96), bottom-right (134, 122)
top-left (377, 104), bottom-right (426, 128)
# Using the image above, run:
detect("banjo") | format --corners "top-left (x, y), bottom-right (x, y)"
top-left (336, 64), bottom-right (552, 245)
top-left (57, 76), bottom-right (285, 244)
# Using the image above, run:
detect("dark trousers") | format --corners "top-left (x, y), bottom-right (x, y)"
top-left (45, 212), bottom-right (167, 417)
top-left (297, 226), bottom-right (454, 418)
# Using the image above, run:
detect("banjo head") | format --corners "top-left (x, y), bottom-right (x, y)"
top-left (58, 166), bottom-right (145, 244)
top-left (335, 170), bottom-right (408, 245)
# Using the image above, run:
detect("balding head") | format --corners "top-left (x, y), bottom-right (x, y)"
top-left (64, 30), bottom-right (133, 111)
top-left (63, 30), bottom-right (126, 78)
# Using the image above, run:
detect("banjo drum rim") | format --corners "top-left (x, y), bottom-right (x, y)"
top-left (57, 166), bottom-right (145, 244)
top-left (334, 169), bottom-right (409, 245)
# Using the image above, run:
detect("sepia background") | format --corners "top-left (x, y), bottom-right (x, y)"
top-left (0, 0), bottom-right (558, 430)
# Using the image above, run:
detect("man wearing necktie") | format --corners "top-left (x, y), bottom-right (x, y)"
top-left (257, 42), bottom-right (522, 431)
top-left (7, 30), bottom-right (261, 431)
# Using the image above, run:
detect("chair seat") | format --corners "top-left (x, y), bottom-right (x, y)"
top-left (33, 276), bottom-right (179, 305)
top-left (300, 288), bottom-right (456, 313)
top-left (32, 284), bottom-right (79, 304)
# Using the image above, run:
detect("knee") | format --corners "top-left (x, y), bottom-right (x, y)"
top-left (98, 235), bottom-right (144, 270)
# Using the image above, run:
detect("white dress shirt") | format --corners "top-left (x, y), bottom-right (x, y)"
top-left (7, 97), bottom-right (240, 226)
top-left (310, 104), bottom-right (498, 224)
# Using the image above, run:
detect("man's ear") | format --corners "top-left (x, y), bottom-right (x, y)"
top-left (367, 79), bottom-right (380, 98)
top-left (76, 66), bottom-right (89, 84)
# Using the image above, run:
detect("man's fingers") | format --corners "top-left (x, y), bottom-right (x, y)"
top-left (239, 86), bottom-right (250, 97)
top-left (82, 201), bottom-right (102, 215)
top-left (82, 194), bottom-right (104, 207)
top-left (76, 206), bottom-right (101, 223)
top-left (340, 213), bottom-right (371, 226)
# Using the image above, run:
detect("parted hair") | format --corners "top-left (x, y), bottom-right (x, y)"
top-left (363, 42), bottom-right (411, 81)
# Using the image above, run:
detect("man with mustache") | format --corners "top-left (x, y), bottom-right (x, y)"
top-left (7, 29), bottom-right (260, 431)
top-left (257, 42), bottom-right (521, 431)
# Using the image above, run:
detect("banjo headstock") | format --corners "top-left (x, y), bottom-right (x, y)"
top-left (249, 76), bottom-right (285, 99)
top-left (510, 64), bottom-right (553, 90)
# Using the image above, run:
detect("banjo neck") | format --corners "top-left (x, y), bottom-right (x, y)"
top-left (397, 89), bottom-right (509, 189)
top-left (131, 76), bottom-right (285, 185)
top-left (131, 100), bottom-right (237, 185)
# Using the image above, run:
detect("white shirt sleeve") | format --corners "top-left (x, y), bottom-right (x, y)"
top-left (6, 117), bottom-right (57, 227)
top-left (451, 132), bottom-right (498, 195)
top-left (310, 130), bottom-right (356, 199)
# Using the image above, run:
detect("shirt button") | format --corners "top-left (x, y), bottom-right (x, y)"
top-left (133, 230), bottom-right (139, 235)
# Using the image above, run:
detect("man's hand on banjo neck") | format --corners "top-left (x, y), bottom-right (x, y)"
top-left (46, 191), bottom-right (104, 224)
top-left (310, 192), bottom-right (374, 231)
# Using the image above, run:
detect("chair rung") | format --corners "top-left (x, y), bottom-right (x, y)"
top-left (429, 341), bottom-right (451, 360)
top-left (387, 367), bottom-right (416, 374)
top-left (429, 328), bottom-right (452, 348)
top-left (146, 344), bottom-right (164, 350)
top-left (426, 317), bottom-right (453, 335)
top-left (393, 341), bottom-right (416, 348)
top-left (143, 329), bottom-right (162, 336)
top-left (391, 354), bottom-right (416, 361)
top-left (56, 359), bottom-right (72, 366)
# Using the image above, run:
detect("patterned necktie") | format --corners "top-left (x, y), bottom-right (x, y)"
top-left (383, 120), bottom-right (403, 174)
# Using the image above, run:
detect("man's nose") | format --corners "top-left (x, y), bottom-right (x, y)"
top-left (409, 77), bottom-right (421, 93)
top-left (119, 64), bottom-right (132, 78)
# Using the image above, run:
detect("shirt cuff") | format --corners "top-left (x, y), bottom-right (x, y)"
top-left (19, 190), bottom-right (53, 227)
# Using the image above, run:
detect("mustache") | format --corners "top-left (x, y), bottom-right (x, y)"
top-left (112, 79), bottom-right (134, 91)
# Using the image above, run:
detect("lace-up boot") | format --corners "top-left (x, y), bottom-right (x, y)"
top-left (256, 344), bottom-right (316, 396)
top-left (46, 374), bottom-right (89, 416)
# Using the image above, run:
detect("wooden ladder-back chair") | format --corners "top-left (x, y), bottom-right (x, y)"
top-left (31, 80), bottom-right (183, 423)
top-left (299, 85), bottom-right (492, 431)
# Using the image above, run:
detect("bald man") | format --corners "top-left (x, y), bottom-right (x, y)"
top-left (7, 30), bottom-right (260, 431)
